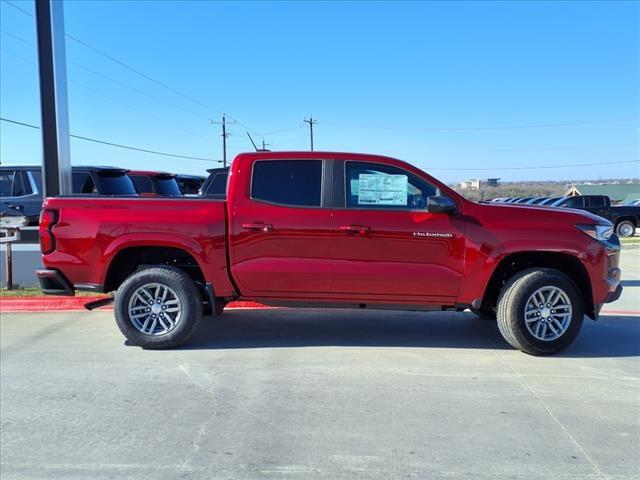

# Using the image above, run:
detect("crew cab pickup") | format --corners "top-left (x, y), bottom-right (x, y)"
top-left (37, 152), bottom-right (623, 355)
top-left (551, 195), bottom-right (640, 238)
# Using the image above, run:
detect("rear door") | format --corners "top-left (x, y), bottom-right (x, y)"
top-left (330, 160), bottom-right (465, 301)
top-left (229, 158), bottom-right (334, 296)
top-left (586, 196), bottom-right (609, 219)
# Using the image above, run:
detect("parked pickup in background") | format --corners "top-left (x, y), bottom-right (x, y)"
top-left (551, 195), bottom-right (640, 237)
top-left (37, 152), bottom-right (623, 355)
top-left (0, 165), bottom-right (137, 225)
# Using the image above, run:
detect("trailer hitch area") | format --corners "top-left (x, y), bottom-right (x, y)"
top-left (84, 296), bottom-right (114, 311)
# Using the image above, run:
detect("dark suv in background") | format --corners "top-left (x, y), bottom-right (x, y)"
top-left (199, 167), bottom-right (229, 197)
top-left (128, 170), bottom-right (183, 197)
top-left (0, 166), bottom-right (137, 225)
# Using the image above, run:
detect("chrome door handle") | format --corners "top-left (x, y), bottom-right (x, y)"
top-left (338, 224), bottom-right (371, 235)
top-left (241, 222), bottom-right (273, 232)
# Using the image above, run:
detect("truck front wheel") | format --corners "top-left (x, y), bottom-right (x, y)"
top-left (114, 266), bottom-right (203, 349)
top-left (496, 268), bottom-right (583, 356)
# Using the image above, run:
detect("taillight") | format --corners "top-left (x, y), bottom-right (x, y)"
top-left (39, 209), bottom-right (58, 254)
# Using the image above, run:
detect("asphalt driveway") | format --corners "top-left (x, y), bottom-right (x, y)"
top-left (1, 247), bottom-right (639, 479)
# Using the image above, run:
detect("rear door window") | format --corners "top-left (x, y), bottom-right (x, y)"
top-left (0, 171), bottom-right (15, 197)
top-left (559, 197), bottom-right (584, 208)
top-left (12, 171), bottom-right (28, 196)
top-left (587, 196), bottom-right (606, 207)
top-left (251, 160), bottom-right (322, 207)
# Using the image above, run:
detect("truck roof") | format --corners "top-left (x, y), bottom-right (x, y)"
top-left (128, 170), bottom-right (176, 178)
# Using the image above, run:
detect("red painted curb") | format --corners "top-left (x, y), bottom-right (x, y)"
top-left (1, 296), bottom-right (637, 315)
top-left (0, 296), bottom-right (271, 312)
top-left (599, 309), bottom-right (640, 316)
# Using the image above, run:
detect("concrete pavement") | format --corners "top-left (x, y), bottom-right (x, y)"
top-left (1, 247), bottom-right (639, 479)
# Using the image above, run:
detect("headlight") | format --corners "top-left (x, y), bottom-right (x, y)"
top-left (576, 224), bottom-right (613, 242)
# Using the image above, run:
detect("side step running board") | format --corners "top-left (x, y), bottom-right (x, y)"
top-left (84, 296), bottom-right (114, 310)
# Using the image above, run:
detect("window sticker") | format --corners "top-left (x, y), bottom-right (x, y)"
top-left (350, 178), bottom-right (359, 195)
top-left (357, 173), bottom-right (408, 205)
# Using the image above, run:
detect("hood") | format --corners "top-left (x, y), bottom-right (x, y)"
top-left (475, 202), bottom-right (611, 226)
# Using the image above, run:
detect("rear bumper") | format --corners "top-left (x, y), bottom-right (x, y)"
top-left (36, 269), bottom-right (74, 296)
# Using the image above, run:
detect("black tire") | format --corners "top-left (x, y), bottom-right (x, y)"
top-left (496, 268), bottom-right (584, 356)
top-left (470, 307), bottom-right (496, 321)
top-left (114, 266), bottom-right (203, 349)
top-left (615, 220), bottom-right (636, 238)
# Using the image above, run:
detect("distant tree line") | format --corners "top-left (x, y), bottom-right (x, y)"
top-left (452, 183), bottom-right (566, 202)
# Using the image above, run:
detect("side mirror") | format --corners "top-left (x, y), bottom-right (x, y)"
top-left (427, 196), bottom-right (457, 214)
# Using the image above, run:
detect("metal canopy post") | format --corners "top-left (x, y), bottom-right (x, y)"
top-left (35, 0), bottom-right (72, 197)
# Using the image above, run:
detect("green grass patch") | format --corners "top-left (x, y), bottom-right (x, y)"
top-left (621, 236), bottom-right (640, 244)
top-left (0, 287), bottom-right (105, 297)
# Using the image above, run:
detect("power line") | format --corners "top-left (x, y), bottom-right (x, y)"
top-left (0, 117), bottom-right (223, 162)
top-left (2, 0), bottom-right (31, 17)
top-left (1, 29), bottom-right (34, 47)
top-left (1, 46), bottom-right (215, 146)
top-left (325, 117), bottom-right (638, 132)
top-left (3, 117), bottom-right (638, 170)
top-left (2, 0), bottom-right (262, 138)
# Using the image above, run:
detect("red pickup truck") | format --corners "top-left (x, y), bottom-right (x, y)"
top-left (37, 152), bottom-right (622, 355)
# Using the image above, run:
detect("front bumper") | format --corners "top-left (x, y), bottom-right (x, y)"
top-left (36, 269), bottom-right (74, 296)
top-left (604, 283), bottom-right (623, 304)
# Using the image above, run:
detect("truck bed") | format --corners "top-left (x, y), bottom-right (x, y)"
top-left (41, 196), bottom-right (235, 296)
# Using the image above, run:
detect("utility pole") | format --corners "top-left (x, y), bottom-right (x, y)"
top-left (212, 115), bottom-right (236, 167)
top-left (303, 116), bottom-right (318, 151)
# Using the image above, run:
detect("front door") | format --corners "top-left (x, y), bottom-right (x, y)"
top-left (331, 160), bottom-right (465, 301)
top-left (229, 158), bottom-right (334, 296)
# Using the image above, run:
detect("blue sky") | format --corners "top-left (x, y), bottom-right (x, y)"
top-left (1, 0), bottom-right (638, 182)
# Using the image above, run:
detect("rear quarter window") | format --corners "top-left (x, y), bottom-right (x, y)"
top-left (251, 160), bottom-right (322, 207)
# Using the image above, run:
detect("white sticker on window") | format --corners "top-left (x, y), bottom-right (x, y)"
top-left (350, 178), bottom-right (359, 195)
top-left (357, 173), bottom-right (408, 205)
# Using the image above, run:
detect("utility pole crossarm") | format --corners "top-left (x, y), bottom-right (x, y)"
top-left (211, 115), bottom-right (236, 167)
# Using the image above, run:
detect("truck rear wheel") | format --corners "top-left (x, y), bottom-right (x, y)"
top-left (616, 220), bottom-right (635, 238)
top-left (496, 268), bottom-right (583, 356)
top-left (114, 266), bottom-right (203, 349)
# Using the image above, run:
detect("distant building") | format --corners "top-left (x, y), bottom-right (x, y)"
top-left (460, 179), bottom-right (481, 190)
top-left (566, 183), bottom-right (640, 204)
top-left (460, 178), bottom-right (501, 190)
